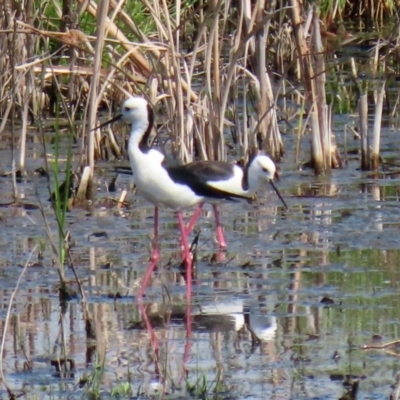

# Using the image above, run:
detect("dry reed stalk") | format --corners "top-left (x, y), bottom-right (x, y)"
top-left (165, 4), bottom-right (227, 162)
top-left (0, 101), bottom-right (14, 134)
top-left (359, 94), bottom-right (369, 170)
top-left (96, 1), bottom-right (289, 166)
top-left (230, 2), bottom-right (248, 158)
top-left (310, 110), bottom-right (323, 169)
top-left (258, 73), bottom-right (284, 158)
top-left (0, 4), bottom-right (33, 185)
top-left (15, 21), bottom-right (95, 53)
top-left (8, 18), bottom-right (20, 203)
top-left (184, 45), bottom-right (208, 160)
top-left (254, 0), bottom-right (269, 150)
top-left (12, 26), bottom-right (95, 126)
top-left (371, 80), bottom-right (385, 171)
top-left (19, 0), bottom-right (34, 174)
top-left (87, 0), bottom-right (110, 169)
top-left (372, 40), bottom-right (380, 77)
top-left (208, 0), bottom-right (223, 160)
top-left (241, 80), bottom-right (250, 158)
top-left (290, 3), bottom-right (321, 173)
top-left (313, 8), bottom-right (329, 170)
top-left (242, 0), bottom-right (256, 56)
top-left (15, 64), bottom-right (147, 84)
top-left (93, 0), bottom-right (198, 102)
top-left (75, 166), bottom-right (92, 205)
top-left (131, 2), bottom-right (198, 162)
top-left (216, 2), bottom-right (276, 161)
top-left (295, 96), bottom-right (309, 163)
top-left (290, 1), bottom-right (314, 95)
top-left (194, 97), bottom-right (214, 161)
top-left (290, 2), bottom-right (342, 173)
top-left (160, 0), bottom-right (187, 162)
top-left (79, 0), bottom-right (152, 77)
top-left (253, 0), bottom-right (284, 160)
top-left (82, 0), bottom-right (199, 164)
top-left (109, 0), bottom-right (150, 46)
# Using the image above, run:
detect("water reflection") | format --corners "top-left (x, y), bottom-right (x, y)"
top-left (3, 159), bottom-right (400, 398)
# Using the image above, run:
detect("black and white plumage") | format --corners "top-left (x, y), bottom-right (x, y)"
top-left (97, 96), bottom-right (287, 299)
top-left (184, 156), bottom-right (286, 202)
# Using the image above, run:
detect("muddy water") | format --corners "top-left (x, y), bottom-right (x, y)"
top-left (1, 122), bottom-right (400, 399)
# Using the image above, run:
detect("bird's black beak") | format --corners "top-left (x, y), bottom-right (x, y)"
top-left (269, 180), bottom-right (288, 210)
top-left (92, 114), bottom-right (123, 131)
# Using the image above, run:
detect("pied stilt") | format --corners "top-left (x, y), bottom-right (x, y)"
top-left (96, 97), bottom-right (256, 300)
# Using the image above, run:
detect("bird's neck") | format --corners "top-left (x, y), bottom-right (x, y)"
top-left (127, 119), bottom-right (154, 177)
top-left (240, 161), bottom-right (254, 194)
top-left (247, 175), bottom-right (259, 194)
top-left (128, 116), bottom-right (152, 151)
top-left (246, 164), bottom-right (261, 194)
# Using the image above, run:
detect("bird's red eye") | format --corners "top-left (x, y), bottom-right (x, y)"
top-left (124, 107), bottom-right (130, 112)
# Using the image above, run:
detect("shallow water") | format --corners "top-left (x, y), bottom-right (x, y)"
top-left (1, 120), bottom-right (400, 399)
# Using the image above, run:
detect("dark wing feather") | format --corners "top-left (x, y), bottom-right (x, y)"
top-left (165, 163), bottom-right (248, 201)
top-left (184, 160), bottom-right (236, 182)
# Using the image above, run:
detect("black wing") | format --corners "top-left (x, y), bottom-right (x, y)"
top-left (184, 160), bottom-right (237, 182)
top-left (165, 163), bottom-right (247, 201)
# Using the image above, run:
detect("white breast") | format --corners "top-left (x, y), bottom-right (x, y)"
top-left (130, 149), bottom-right (204, 209)
top-left (207, 165), bottom-right (249, 197)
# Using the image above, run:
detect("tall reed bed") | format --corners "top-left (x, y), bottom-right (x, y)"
top-left (0, 0), bottom-right (395, 179)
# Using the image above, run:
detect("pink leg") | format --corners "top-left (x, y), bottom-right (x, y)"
top-left (184, 203), bottom-right (204, 238)
top-left (177, 212), bottom-right (192, 303)
top-left (138, 301), bottom-right (160, 359)
top-left (212, 205), bottom-right (227, 250)
top-left (182, 301), bottom-right (192, 381)
top-left (138, 207), bottom-right (160, 299)
top-left (179, 203), bottom-right (203, 249)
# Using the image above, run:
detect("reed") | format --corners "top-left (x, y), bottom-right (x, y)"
top-left (359, 95), bottom-right (369, 170)
top-left (318, 0), bottom-right (396, 24)
top-left (87, 0), bottom-right (110, 168)
top-left (371, 81), bottom-right (385, 171)
top-left (0, 0), bottom-right (395, 185)
top-left (358, 80), bottom-right (385, 172)
top-left (289, 2), bottom-right (343, 174)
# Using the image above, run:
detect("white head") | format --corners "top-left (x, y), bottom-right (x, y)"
top-left (248, 155), bottom-right (276, 187)
top-left (248, 155), bottom-right (287, 209)
top-left (118, 97), bottom-right (154, 146)
top-left (120, 97), bottom-right (149, 123)
top-left (94, 96), bottom-right (152, 137)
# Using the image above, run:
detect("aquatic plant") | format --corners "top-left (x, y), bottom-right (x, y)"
top-left (0, 0), bottom-right (393, 180)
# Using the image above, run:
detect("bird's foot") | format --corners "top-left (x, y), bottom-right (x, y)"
top-left (218, 240), bottom-right (227, 251)
top-left (149, 247), bottom-right (160, 263)
top-left (215, 227), bottom-right (227, 251)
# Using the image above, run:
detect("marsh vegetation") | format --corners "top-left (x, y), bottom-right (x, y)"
top-left (1, 0), bottom-right (400, 398)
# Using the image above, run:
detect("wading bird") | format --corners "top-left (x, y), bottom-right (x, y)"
top-left (96, 97), bottom-right (287, 300)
